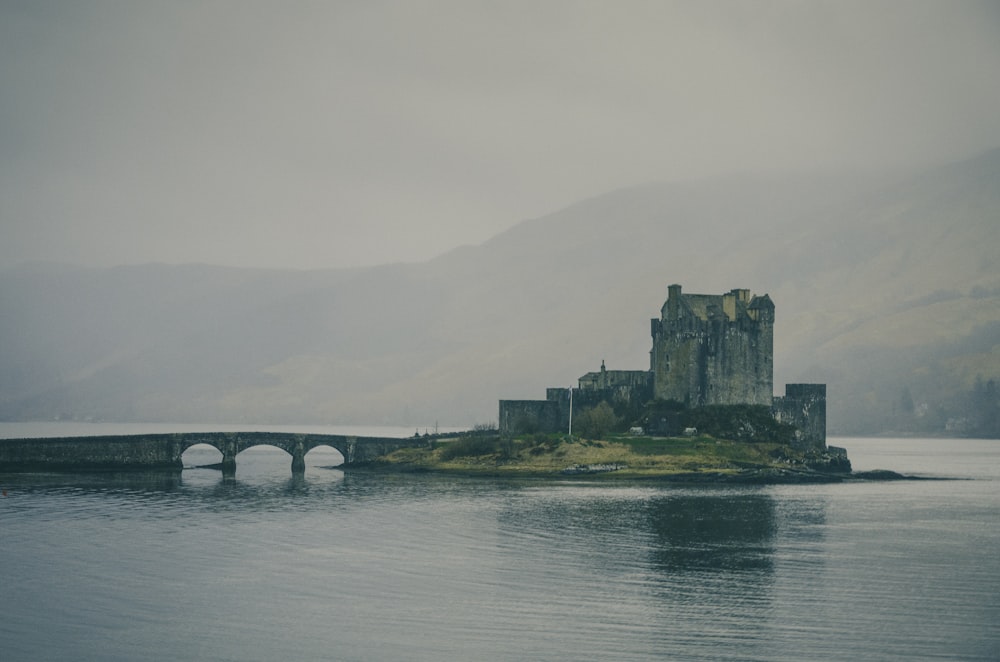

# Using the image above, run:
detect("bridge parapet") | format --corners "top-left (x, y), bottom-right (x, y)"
top-left (0, 432), bottom-right (434, 474)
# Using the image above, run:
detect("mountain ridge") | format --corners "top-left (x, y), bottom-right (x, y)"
top-left (2, 150), bottom-right (998, 434)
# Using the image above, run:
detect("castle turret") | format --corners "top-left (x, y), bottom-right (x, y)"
top-left (747, 294), bottom-right (775, 323)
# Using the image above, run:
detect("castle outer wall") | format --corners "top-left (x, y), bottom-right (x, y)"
top-left (773, 383), bottom-right (827, 450)
top-left (499, 400), bottom-right (562, 436)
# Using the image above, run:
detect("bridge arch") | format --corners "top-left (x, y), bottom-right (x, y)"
top-left (172, 432), bottom-right (357, 474)
top-left (305, 444), bottom-right (345, 467)
top-left (180, 442), bottom-right (223, 467)
top-left (233, 443), bottom-right (298, 475)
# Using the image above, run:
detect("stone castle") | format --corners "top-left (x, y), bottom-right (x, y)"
top-left (499, 284), bottom-right (828, 451)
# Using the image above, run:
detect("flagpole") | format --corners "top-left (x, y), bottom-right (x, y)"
top-left (568, 386), bottom-right (573, 437)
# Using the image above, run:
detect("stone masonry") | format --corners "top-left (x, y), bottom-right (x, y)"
top-left (499, 284), bottom-right (827, 450)
top-left (651, 284), bottom-right (773, 407)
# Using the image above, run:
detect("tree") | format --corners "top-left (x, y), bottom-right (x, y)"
top-left (575, 401), bottom-right (619, 439)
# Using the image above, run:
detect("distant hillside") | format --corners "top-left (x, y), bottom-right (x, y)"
top-left (1, 149), bottom-right (998, 434)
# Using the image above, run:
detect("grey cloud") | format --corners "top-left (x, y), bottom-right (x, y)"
top-left (2, 0), bottom-right (999, 269)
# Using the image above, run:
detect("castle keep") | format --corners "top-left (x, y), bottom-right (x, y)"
top-left (651, 284), bottom-right (773, 407)
top-left (499, 284), bottom-right (828, 450)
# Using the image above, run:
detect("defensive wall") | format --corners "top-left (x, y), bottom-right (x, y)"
top-left (0, 431), bottom-right (432, 473)
top-left (772, 384), bottom-right (827, 449)
top-left (498, 400), bottom-right (562, 436)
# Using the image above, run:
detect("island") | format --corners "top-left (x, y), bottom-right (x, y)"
top-left (364, 284), bottom-right (888, 483)
top-left (365, 402), bottom-right (865, 483)
top-left (366, 430), bottom-right (858, 483)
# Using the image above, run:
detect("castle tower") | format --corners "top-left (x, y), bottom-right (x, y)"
top-left (650, 285), bottom-right (773, 407)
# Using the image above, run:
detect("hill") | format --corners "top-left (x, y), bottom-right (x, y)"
top-left (1, 149), bottom-right (998, 434)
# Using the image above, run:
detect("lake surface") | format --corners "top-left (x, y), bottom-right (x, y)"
top-left (2, 427), bottom-right (998, 661)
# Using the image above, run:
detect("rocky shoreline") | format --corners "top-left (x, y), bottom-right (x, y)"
top-left (345, 433), bottom-right (933, 484)
top-left (348, 461), bottom-right (924, 484)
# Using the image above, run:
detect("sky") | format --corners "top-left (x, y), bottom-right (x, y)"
top-left (2, 0), bottom-right (1000, 271)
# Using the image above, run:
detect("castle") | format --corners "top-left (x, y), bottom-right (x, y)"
top-left (499, 284), bottom-right (828, 451)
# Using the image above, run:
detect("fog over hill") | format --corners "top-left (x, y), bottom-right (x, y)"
top-left (2, 150), bottom-right (998, 434)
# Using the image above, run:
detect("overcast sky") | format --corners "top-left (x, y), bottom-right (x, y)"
top-left (2, 0), bottom-right (999, 270)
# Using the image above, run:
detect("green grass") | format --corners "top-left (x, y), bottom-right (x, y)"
top-left (373, 432), bottom-right (809, 478)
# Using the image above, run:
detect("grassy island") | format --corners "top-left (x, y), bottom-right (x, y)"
top-left (364, 431), bottom-right (852, 483)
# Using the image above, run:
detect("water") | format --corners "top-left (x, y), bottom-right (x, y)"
top-left (2, 429), bottom-right (998, 661)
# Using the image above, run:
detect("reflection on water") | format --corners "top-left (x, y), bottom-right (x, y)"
top-left (497, 486), bottom-right (778, 573)
top-left (185, 445), bottom-right (348, 509)
top-left (2, 446), bottom-right (348, 516)
top-left (493, 484), bottom-right (782, 657)
top-left (3, 440), bottom-right (998, 662)
top-left (647, 492), bottom-right (776, 572)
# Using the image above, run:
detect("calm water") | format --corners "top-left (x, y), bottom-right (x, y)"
top-left (2, 427), bottom-right (998, 661)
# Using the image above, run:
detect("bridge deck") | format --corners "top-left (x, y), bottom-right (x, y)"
top-left (0, 431), bottom-right (441, 473)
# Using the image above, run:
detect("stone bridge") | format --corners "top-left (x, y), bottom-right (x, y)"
top-left (0, 431), bottom-right (434, 474)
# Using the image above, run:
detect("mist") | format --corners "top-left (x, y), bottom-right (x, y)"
top-left (2, 1), bottom-right (999, 270)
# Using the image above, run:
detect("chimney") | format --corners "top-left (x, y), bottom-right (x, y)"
top-left (667, 284), bottom-right (681, 321)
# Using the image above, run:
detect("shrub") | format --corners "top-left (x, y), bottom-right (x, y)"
top-left (516, 433), bottom-right (560, 455)
top-left (683, 405), bottom-right (796, 443)
top-left (574, 401), bottom-right (619, 439)
top-left (437, 435), bottom-right (501, 461)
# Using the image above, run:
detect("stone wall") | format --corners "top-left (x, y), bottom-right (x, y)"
top-left (578, 363), bottom-right (653, 392)
top-left (650, 285), bottom-right (773, 407)
top-left (499, 399), bottom-right (563, 436)
top-left (573, 364), bottom-right (652, 412)
top-left (773, 384), bottom-right (827, 450)
top-left (0, 435), bottom-right (183, 471)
